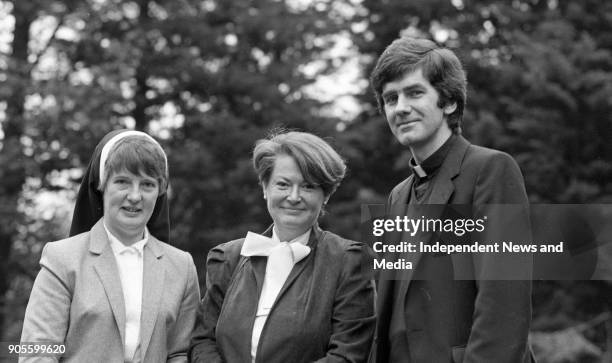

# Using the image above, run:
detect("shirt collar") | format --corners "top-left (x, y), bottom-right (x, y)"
top-left (409, 134), bottom-right (456, 179)
top-left (272, 226), bottom-right (311, 245)
top-left (103, 220), bottom-right (149, 255)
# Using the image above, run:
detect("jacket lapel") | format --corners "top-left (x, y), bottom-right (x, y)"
top-left (275, 226), bottom-right (320, 301)
top-left (250, 225), bottom-right (275, 295)
top-left (250, 256), bottom-right (267, 298)
top-left (385, 176), bottom-right (412, 278)
top-left (90, 220), bottom-right (126, 346)
top-left (427, 135), bottom-right (469, 204)
top-left (386, 176), bottom-right (417, 281)
top-left (398, 136), bottom-right (471, 287)
top-left (388, 177), bottom-right (412, 216)
top-left (138, 235), bottom-right (165, 361)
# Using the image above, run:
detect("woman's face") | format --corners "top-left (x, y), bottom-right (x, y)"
top-left (263, 154), bottom-right (329, 241)
top-left (103, 169), bottom-right (159, 244)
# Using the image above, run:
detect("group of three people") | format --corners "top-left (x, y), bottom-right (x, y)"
top-left (20, 36), bottom-right (533, 362)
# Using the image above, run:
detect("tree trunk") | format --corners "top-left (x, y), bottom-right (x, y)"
top-left (0, 0), bottom-right (34, 338)
top-left (132, 0), bottom-right (151, 132)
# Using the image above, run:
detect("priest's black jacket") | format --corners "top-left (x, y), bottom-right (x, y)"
top-left (370, 136), bottom-right (534, 363)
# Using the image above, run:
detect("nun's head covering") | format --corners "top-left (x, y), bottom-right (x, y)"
top-left (69, 129), bottom-right (170, 242)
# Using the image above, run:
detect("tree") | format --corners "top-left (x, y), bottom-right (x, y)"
top-left (0, 0), bottom-right (86, 340)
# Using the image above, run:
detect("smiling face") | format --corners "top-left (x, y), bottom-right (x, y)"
top-left (103, 169), bottom-right (159, 245)
top-left (382, 68), bottom-right (456, 161)
top-left (263, 154), bottom-right (328, 242)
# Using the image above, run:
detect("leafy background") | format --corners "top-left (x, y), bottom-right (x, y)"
top-left (0, 0), bottom-right (611, 361)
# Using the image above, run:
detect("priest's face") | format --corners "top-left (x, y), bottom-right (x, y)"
top-left (382, 68), bottom-right (456, 160)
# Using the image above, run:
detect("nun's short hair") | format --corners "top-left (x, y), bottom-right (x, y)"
top-left (98, 135), bottom-right (169, 194)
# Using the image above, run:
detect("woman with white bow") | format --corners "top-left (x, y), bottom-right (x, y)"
top-left (190, 131), bottom-right (375, 363)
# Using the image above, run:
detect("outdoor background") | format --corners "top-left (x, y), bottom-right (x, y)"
top-left (0, 0), bottom-right (611, 362)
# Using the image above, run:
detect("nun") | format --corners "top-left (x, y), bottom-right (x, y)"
top-left (20, 130), bottom-right (199, 363)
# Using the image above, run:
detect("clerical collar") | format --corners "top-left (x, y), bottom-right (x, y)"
top-left (409, 135), bottom-right (456, 179)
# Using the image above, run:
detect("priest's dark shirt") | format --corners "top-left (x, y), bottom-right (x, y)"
top-left (388, 134), bottom-right (457, 362)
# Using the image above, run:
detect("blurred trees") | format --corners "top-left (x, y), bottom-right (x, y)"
top-left (0, 0), bottom-right (84, 341)
top-left (0, 0), bottom-right (611, 357)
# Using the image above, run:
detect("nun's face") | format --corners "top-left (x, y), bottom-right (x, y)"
top-left (103, 169), bottom-right (159, 245)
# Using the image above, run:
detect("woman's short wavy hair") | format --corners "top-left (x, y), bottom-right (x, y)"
top-left (253, 131), bottom-right (346, 197)
top-left (370, 37), bottom-right (467, 134)
top-left (99, 135), bottom-right (169, 194)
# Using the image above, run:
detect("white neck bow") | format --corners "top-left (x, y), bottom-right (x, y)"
top-left (241, 231), bottom-right (311, 310)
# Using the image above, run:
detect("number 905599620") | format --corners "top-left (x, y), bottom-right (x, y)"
top-left (2, 342), bottom-right (65, 357)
